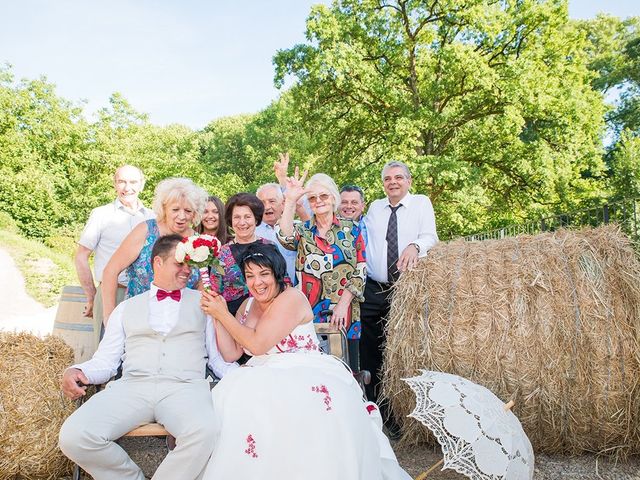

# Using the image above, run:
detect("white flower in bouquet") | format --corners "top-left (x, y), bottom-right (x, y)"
top-left (192, 245), bottom-right (210, 263)
top-left (175, 241), bottom-right (188, 262)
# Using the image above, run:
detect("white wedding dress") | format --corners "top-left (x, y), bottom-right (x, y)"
top-left (202, 299), bottom-right (411, 479)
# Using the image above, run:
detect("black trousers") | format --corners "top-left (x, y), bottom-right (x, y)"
top-left (359, 278), bottom-right (393, 405)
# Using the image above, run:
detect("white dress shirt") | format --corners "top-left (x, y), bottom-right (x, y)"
top-left (364, 192), bottom-right (438, 283)
top-left (72, 284), bottom-right (238, 384)
top-left (78, 199), bottom-right (155, 283)
top-left (256, 222), bottom-right (297, 284)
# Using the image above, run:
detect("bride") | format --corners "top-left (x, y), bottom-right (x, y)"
top-left (200, 242), bottom-right (410, 479)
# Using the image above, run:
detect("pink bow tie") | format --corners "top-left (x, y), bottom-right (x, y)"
top-left (156, 289), bottom-right (181, 302)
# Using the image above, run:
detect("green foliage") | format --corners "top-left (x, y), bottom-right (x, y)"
top-left (578, 15), bottom-right (640, 138)
top-left (274, 0), bottom-right (609, 237)
top-left (0, 68), bottom-right (254, 245)
top-left (608, 130), bottom-right (640, 199)
top-left (199, 94), bottom-right (319, 192)
top-left (0, 210), bottom-right (19, 233)
top-left (0, 4), bottom-right (639, 248)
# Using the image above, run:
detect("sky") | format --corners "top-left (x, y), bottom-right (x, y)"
top-left (1, 1), bottom-right (638, 130)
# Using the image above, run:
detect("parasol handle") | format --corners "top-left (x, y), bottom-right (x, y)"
top-left (504, 399), bottom-right (515, 411)
top-left (414, 458), bottom-right (444, 479)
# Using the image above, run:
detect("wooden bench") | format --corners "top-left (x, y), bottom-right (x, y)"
top-left (125, 422), bottom-right (169, 437)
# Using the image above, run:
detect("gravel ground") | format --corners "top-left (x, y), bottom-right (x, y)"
top-left (62, 437), bottom-right (640, 479)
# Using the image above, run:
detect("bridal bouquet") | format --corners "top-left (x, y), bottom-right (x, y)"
top-left (175, 234), bottom-right (224, 291)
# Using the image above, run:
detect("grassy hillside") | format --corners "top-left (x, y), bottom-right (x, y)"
top-left (0, 213), bottom-right (76, 307)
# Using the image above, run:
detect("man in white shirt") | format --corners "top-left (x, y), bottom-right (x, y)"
top-left (361, 161), bottom-right (438, 433)
top-left (59, 234), bottom-right (236, 480)
top-left (75, 165), bottom-right (155, 348)
top-left (256, 182), bottom-right (297, 284)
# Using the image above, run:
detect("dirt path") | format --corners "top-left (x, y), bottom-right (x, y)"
top-left (0, 247), bottom-right (57, 336)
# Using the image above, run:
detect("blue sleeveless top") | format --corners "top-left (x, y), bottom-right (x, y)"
top-left (126, 219), bottom-right (200, 297)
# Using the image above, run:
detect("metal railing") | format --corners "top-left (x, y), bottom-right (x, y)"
top-left (463, 197), bottom-right (640, 243)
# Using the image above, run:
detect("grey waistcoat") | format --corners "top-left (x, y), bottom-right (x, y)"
top-left (120, 289), bottom-right (207, 381)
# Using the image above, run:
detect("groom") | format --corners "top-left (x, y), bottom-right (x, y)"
top-left (59, 234), bottom-right (234, 480)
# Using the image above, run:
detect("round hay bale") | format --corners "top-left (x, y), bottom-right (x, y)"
top-left (383, 225), bottom-right (640, 458)
top-left (0, 332), bottom-right (76, 479)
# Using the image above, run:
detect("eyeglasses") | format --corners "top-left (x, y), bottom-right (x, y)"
top-left (307, 193), bottom-right (331, 204)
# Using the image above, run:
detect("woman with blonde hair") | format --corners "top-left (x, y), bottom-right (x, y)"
top-left (101, 177), bottom-right (207, 321)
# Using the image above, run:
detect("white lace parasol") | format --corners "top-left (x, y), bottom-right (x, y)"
top-left (404, 370), bottom-right (534, 480)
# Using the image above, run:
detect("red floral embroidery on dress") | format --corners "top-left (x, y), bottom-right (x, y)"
top-left (244, 434), bottom-right (258, 458)
top-left (311, 385), bottom-right (332, 411)
top-left (366, 404), bottom-right (377, 414)
top-left (304, 337), bottom-right (316, 351)
top-left (275, 334), bottom-right (319, 353)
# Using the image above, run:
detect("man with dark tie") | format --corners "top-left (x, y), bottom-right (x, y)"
top-left (360, 160), bottom-right (438, 434)
top-left (59, 234), bottom-right (236, 480)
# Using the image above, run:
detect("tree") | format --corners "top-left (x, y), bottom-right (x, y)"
top-left (199, 94), bottom-right (319, 192)
top-left (0, 67), bottom-right (90, 237)
top-left (274, 0), bottom-right (607, 237)
top-left (608, 131), bottom-right (640, 200)
top-left (578, 15), bottom-right (640, 139)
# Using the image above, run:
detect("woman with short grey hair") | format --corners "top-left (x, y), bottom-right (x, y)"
top-left (277, 170), bottom-right (366, 368)
top-left (101, 177), bottom-right (207, 321)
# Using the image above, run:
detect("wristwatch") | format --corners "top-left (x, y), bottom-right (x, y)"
top-left (411, 243), bottom-right (420, 253)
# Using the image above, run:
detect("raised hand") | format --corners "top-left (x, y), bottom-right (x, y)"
top-left (284, 166), bottom-right (309, 203)
top-left (274, 152), bottom-right (290, 186)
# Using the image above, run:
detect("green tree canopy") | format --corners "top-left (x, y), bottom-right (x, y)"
top-left (274, 0), bottom-right (608, 237)
top-left (578, 15), bottom-right (640, 138)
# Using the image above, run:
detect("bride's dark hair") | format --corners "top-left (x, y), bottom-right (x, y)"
top-left (240, 243), bottom-right (288, 292)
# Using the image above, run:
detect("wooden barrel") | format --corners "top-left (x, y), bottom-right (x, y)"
top-left (52, 286), bottom-right (96, 363)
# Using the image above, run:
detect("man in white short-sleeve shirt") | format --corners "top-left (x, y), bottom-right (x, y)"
top-left (75, 165), bottom-right (154, 347)
top-left (361, 160), bottom-right (438, 435)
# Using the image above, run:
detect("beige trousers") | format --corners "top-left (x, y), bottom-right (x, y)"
top-left (59, 377), bottom-right (217, 480)
top-left (92, 284), bottom-right (126, 349)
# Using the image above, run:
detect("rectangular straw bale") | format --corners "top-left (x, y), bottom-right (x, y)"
top-left (382, 225), bottom-right (640, 457)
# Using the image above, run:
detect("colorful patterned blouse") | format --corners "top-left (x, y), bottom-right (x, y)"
top-left (126, 219), bottom-right (200, 297)
top-left (277, 215), bottom-right (366, 340)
